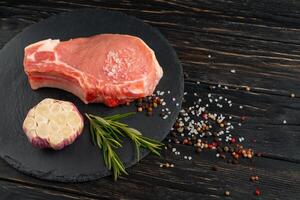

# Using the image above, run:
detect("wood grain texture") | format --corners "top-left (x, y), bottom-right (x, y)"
top-left (0, 179), bottom-right (97, 200)
top-left (0, 151), bottom-right (298, 200)
top-left (0, 0), bottom-right (300, 199)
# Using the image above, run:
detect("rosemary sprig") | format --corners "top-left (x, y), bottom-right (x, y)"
top-left (85, 112), bottom-right (164, 180)
top-left (108, 120), bottom-right (163, 160)
top-left (85, 114), bottom-right (128, 180)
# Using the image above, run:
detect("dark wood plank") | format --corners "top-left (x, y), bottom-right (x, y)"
top-left (1, 0), bottom-right (300, 199)
top-left (0, 179), bottom-right (96, 200)
top-left (0, 150), bottom-right (298, 200)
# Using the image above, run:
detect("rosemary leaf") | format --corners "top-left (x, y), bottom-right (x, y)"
top-left (86, 113), bottom-right (127, 180)
top-left (86, 112), bottom-right (164, 180)
top-left (103, 112), bottom-right (136, 121)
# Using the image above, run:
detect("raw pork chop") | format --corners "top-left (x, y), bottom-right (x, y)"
top-left (24, 34), bottom-right (163, 107)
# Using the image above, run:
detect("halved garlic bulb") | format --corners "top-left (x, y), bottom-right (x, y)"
top-left (22, 98), bottom-right (84, 150)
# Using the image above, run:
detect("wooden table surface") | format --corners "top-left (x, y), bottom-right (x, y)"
top-left (1, 1), bottom-right (300, 199)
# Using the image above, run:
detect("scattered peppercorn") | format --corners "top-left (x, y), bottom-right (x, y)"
top-left (247, 153), bottom-right (253, 159)
top-left (134, 94), bottom-right (163, 116)
top-left (183, 138), bottom-right (189, 145)
top-left (147, 107), bottom-right (153, 112)
top-left (160, 162), bottom-right (175, 169)
top-left (195, 142), bottom-right (201, 148)
top-left (164, 87), bottom-right (260, 196)
top-left (224, 191), bottom-right (231, 196)
top-left (255, 188), bottom-right (261, 196)
top-left (191, 135), bottom-right (197, 141)
top-left (177, 127), bottom-right (184, 133)
top-left (202, 113), bottom-right (208, 120)
top-left (233, 154), bottom-right (239, 159)
top-left (223, 146), bottom-right (229, 152)
top-left (230, 138), bottom-right (236, 144)
top-left (156, 98), bottom-right (161, 105)
top-left (174, 122), bottom-right (180, 128)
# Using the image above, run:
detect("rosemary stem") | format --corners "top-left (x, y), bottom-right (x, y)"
top-left (86, 112), bottom-right (164, 180)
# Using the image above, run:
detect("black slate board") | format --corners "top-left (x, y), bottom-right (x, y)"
top-left (0, 9), bottom-right (183, 182)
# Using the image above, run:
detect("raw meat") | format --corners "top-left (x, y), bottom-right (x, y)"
top-left (24, 34), bottom-right (163, 107)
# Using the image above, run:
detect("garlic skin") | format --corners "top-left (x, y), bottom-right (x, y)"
top-left (23, 98), bottom-right (84, 150)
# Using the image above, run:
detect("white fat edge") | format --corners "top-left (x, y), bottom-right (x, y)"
top-left (37, 39), bottom-right (60, 52)
top-left (101, 75), bottom-right (149, 99)
top-left (129, 88), bottom-right (144, 94)
top-left (130, 73), bottom-right (148, 96)
top-left (25, 39), bottom-right (54, 50)
top-left (27, 54), bottom-right (35, 60)
top-left (117, 77), bottom-right (147, 97)
top-left (108, 77), bottom-right (145, 86)
top-left (26, 39), bottom-right (60, 61)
